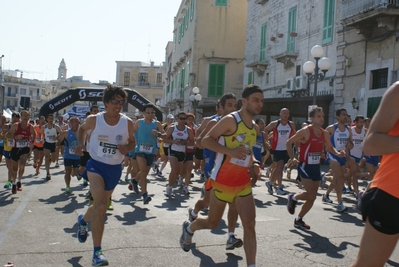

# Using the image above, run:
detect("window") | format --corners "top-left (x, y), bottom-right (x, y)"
top-left (139, 73), bottom-right (148, 85)
top-left (322, 0), bottom-right (335, 45)
top-left (287, 6), bottom-right (297, 53)
top-left (247, 72), bottom-right (253, 85)
top-left (6, 100), bottom-right (10, 108)
top-left (208, 64), bottom-right (225, 97)
top-left (216, 0), bottom-right (227, 6)
top-left (156, 73), bottom-right (162, 84)
top-left (260, 23), bottom-right (267, 62)
top-left (190, 0), bottom-right (195, 21)
top-left (371, 68), bottom-right (388, 89)
top-left (124, 72), bottom-right (130, 86)
top-left (186, 61), bottom-right (190, 86)
top-left (266, 73), bottom-right (270, 84)
top-left (20, 88), bottom-right (27, 95)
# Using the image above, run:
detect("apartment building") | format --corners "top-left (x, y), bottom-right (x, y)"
top-left (339, 0), bottom-right (399, 118)
top-left (161, 0), bottom-right (247, 119)
top-left (115, 61), bottom-right (164, 117)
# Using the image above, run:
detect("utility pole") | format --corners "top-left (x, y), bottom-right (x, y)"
top-left (0, 55), bottom-right (4, 114)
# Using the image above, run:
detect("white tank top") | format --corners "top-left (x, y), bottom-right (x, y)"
top-left (275, 122), bottom-right (292, 151)
top-left (171, 125), bottom-right (188, 152)
top-left (89, 113), bottom-right (129, 165)
top-left (351, 126), bottom-right (365, 158)
top-left (44, 125), bottom-right (58, 143)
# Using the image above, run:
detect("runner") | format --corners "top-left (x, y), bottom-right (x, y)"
top-left (55, 115), bottom-right (68, 168)
top-left (264, 108), bottom-right (296, 195)
top-left (180, 84), bottom-right (263, 267)
top-left (6, 110), bottom-right (36, 194)
top-left (351, 82), bottom-right (399, 267)
top-left (41, 114), bottom-right (61, 181)
top-left (57, 116), bottom-right (81, 194)
top-left (33, 116), bottom-right (45, 175)
top-left (163, 111), bottom-right (194, 198)
top-left (286, 107), bottom-right (345, 229)
top-left (130, 103), bottom-right (165, 204)
top-left (74, 85), bottom-right (136, 266)
top-left (2, 113), bottom-right (20, 189)
top-left (322, 108), bottom-right (353, 212)
top-left (348, 115), bottom-right (365, 196)
top-left (0, 115), bottom-right (7, 164)
top-left (180, 113), bottom-right (196, 195)
top-left (156, 114), bottom-right (174, 178)
top-left (190, 92), bottom-right (244, 250)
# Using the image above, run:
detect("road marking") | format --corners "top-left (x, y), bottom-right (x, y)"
top-left (0, 184), bottom-right (39, 247)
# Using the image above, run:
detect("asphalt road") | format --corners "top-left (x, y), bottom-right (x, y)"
top-left (0, 159), bottom-right (398, 267)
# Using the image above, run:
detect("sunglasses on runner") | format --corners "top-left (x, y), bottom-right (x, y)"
top-left (109, 99), bottom-right (125, 105)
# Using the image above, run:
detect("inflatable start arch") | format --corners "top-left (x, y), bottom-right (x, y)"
top-left (39, 87), bottom-right (163, 121)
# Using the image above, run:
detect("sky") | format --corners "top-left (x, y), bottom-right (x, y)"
top-left (1, 0), bottom-right (182, 83)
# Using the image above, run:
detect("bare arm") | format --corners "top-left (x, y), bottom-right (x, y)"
top-left (57, 131), bottom-right (68, 146)
top-left (5, 124), bottom-right (18, 139)
top-left (363, 82), bottom-right (399, 155)
top-left (324, 130), bottom-right (345, 157)
top-left (263, 120), bottom-right (277, 134)
top-left (286, 127), bottom-right (308, 161)
top-left (118, 119), bottom-right (136, 155)
top-left (75, 116), bottom-right (96, 155)
top-left (186, 127), bottom-right (195, 147)
top-left (197, 119), bottom-right (217, 149)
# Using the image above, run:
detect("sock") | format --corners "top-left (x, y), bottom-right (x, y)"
top-left (143, 192), bottom-right (148, 199)
top-left (228, 232), bottom-right (234, 238)
top-left (191, 210), bottom-right (197, 218)
top-left (292, 195), bottom-right (297, 201)
top-left (296, 216), bottom-right (302, 222)
top-left (326, 193), bottom-right (329, 197)
top-left (160, 162), bottom-right (167, 172)
top-left (79, 216), bottom-right (87, 226)
top-left (186, 224), bottom-right (193, 234)
top-left (93, 246), bottom-right (102, 254)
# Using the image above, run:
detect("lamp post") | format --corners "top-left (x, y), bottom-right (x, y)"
top-left (303, 45), bottom-right (331, 105)
top-left (189, 87), bottom-right (202, 120)
top-left (134, 108), bottom-right (140, 121)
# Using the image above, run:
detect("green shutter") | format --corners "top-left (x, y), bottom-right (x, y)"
top-left (181, 68), bottom-right (185, 89)
top-left (248, 72), bottom-right (253, 85)
top-left (190, 0), bottom-right (194, 21)
top-left (287, 6), bottom-right (297, 53)
top-left (367, 96), bottom-right (382, 119)
top-left (185, 8), bottom-right (189, 29)
top-left (208, 64), bottom-right (225, 97)
top-left (186, 62), bottom-right (190, 86)
top-left (167, 84), bottom-right (170, 93)
top-left (322, 0), bottom-right (335, 44)
top-left (178, 25), bottom-right (181, 43)
top-left (215, 0), bottom-right (227, 6)
top-left (171, 80), bottom-right (174, 92)
top-left (260, 23), bottom-right (267, 62)
top-left (182, 18), bottom-right (185, 37)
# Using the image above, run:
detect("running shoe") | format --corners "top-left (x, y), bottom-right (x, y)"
top-left (287, 193), bottom-right (297, 215)
top-left (322, 194), bottom-right (333, 203)
top-left (82, 179), bottom-right (88, 187)
top-left (12, 184), bottom-right (17, 194)
top-left (188, 208), bottom-right (197, 222)
top-left (152, 163), bottom-right (157, 173)
top-left (336, 202), bottom-right (348, 213)
top-left (16, 181), bottom-right (22, 191)
top-left (276, 187), bottom-right (286, 195)
top-left (124, 174), bottom-right (129, 183)
top-left (143, 195), bottom-right (152, 205)
top-left (265, 181), bottom-right (274, 195)
top-left (76, 172), bottom-right (82, 181)
top-left (107, 199), bottom-right (114, 210)
top-left (92, 249), bottom-right (109, 266)
top-left (294, 218), bottom-right (310, 230)
top-left (226, 235), bottom-right (243, 250)
top-left (4, 180), bottom-right (11, 189)
top-left (65, 186), bottom-right (71, 194)
top-left (342, 187), bottom-right (350, 194)
top-left (55, 162), bottom-right (59, 168)
top-left (180, 221), bottom-right (193, 252)
top-left (182, 186), bottom-right (189, 195)
top-left (265, 168), bottom-right (270, 178)
top-left (36, 167), bottom-right (40, 175)
top-left (164, 186), bottom-right (174, 198)
top-left (85, 190), bottom-right (92, 199)
top-left (129, 179), bottom-right (139, 193)
top-left (77, 214), bottom-right (88, 243)
top-left (46, 173), bottom-right (51, 181)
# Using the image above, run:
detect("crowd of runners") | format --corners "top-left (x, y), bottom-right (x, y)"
top-left (0, 83), bottom-right (397, 267)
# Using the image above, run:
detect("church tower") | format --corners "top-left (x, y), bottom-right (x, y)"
top-left (58, 58), bottom-right (67, 80)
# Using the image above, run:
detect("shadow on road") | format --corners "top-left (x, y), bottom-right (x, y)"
top-left (290, 229), bottom-right (359, 258)
top-left (191, 247), bottom-right (243, 267)
top-left (66, 256), bottom-right (84, 267)
top-left (0, 190), bottom-right (15, 206)
top-left (114, 204), bottom-right (157, 226)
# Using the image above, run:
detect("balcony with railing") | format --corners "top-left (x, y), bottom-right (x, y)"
top-left (341, 0), bottom-right (399, 37)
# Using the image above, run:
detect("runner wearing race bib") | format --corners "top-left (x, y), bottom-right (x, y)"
top-left (6, 110), bottom-right (35, 194)
top-left (1, 113), bottom-right (20, 189)
top-left (41, 114), bottom-right (61, 181)
top-left (131, 103), bottom-right (165, 204)
top-left (74, 85), bottom-right (136, 266)
top-left (33, 116), bottom-right (45, 175)
top-left (58, 117), bottom-right (81, 194)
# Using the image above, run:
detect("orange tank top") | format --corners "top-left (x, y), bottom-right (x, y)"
top-left (33, 125), bottom-right (43, 147)
top-left (370, 120), bottom-right (399, 198)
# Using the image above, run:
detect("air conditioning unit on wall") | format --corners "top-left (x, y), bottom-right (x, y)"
top-left (286, 78), bottom-right (294, 90)
top-left (295, 76), bottom-right (306, 89)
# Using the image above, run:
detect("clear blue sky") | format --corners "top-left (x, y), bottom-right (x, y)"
top-left (1, 0), bottom-right (181, 83)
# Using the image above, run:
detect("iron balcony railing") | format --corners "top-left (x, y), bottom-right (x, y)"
top-left (342, 0), bottom-right (399, 19)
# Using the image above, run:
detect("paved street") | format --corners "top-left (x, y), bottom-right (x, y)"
top-left (0, 159), bottom-right (398, 267)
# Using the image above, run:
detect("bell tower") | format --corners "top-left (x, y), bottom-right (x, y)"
top-left (58, 58), bottom-right (67, 80)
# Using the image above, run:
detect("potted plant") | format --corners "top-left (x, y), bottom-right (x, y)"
top-left (270, 36), bottom-right (276, 41)
top-left (277, 33), bottom-right (284, 38)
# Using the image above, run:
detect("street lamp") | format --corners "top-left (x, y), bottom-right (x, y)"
top-left (134, 108), bottom-right (139, 119)
top-left (303, 45), bottom-right (331, 105)
top-left (189, 87), bottom-right (202, 119)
